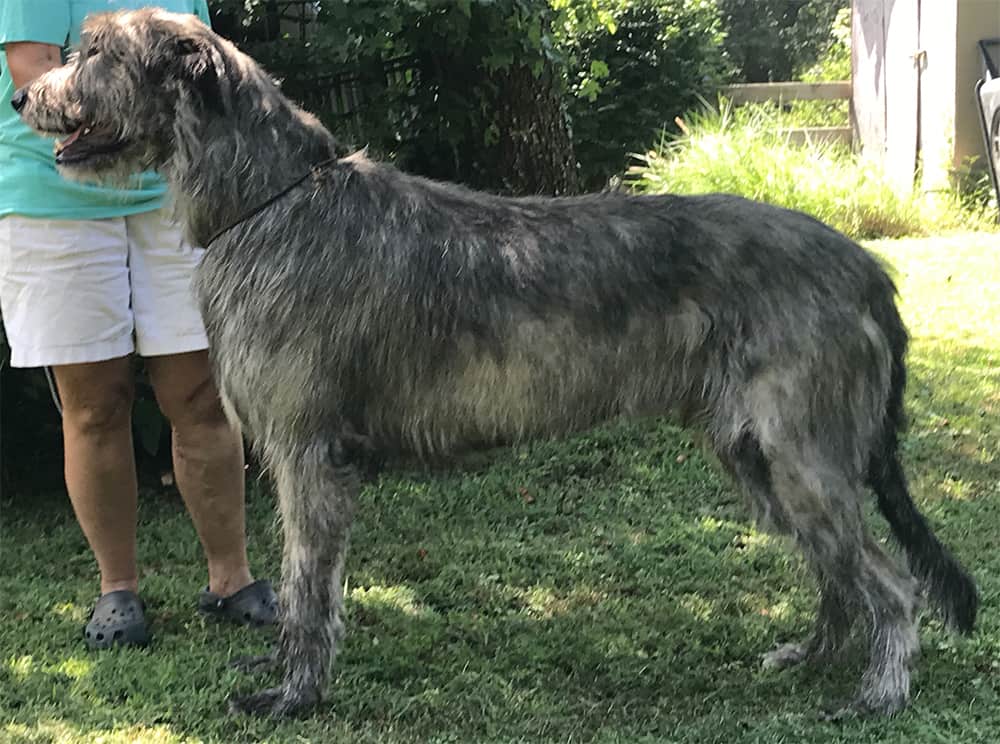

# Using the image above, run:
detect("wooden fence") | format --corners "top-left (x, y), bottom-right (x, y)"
top-left (721, 80), bottom-right (853, 146)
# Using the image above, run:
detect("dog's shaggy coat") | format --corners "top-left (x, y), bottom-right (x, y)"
top-left (16, 8), bottom-right (978, 717)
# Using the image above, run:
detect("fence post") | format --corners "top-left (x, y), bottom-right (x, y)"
top-left (721, 81), bottom-right (854, 146)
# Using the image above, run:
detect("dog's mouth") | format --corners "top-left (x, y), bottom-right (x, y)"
top-left (54, 123), bottom-right (128, 165)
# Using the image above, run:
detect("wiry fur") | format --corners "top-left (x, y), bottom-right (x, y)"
top-left (16, 8), bottom-right (978, 718)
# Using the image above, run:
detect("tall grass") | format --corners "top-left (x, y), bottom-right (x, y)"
top-left (628, 102), bottom-right (996, 240)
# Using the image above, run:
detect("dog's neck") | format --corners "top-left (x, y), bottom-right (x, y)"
top-left (164, 45), bottom-right (341, 248)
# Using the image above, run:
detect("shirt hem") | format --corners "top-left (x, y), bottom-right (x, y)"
top-left (0, 200), bottom-right (168, 221)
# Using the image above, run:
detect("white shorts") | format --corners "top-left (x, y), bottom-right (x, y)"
top-left (0, 209), bottom-right (208, 368)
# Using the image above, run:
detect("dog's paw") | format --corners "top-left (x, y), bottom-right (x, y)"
top-left (761, 642), bottom-right (808, 669)
top-left (227, 686), bottom-right (318, 717)
top-left (822, 692), bottom-right (908, 721)
top-left (229, 652), bottom-right (278, 674)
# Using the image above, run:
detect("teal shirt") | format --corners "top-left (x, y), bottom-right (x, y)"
top-left (0, 0), bottom-right (211, 219)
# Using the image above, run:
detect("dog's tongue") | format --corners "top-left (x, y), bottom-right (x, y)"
top-left (60, 126), bottom-right (85, 148)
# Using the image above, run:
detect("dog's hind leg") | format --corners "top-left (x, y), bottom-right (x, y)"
top-left (229, 436), bottom-right (357, 717)
top-left (762, 582), bottom-right (854, 670)
top-left (842, 534), bottom-right (921, 717)
top-left (720, 433), bottom-right (854, 668)
top-left (764, 446), bottom-right (919, 716)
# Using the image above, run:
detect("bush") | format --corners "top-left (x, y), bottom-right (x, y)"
top-left (717, 0), bottom-right (849, 83)
top-left (211, 0), bottom-right (582, 194)
top-left (560, 0), bottom-right (730, 190)
top-left (775, 5), bottom-right (852, 128)
top-left (627, 102), bottom-right (994, 240)
top-left (208, 0), bottom-right (732, 192)
top-left (799, 6), bottom-right (851, 82)
top-left (0, 361), bottom-right (64, 495)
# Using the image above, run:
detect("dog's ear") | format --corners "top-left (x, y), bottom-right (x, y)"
top-left (172, 35), bottom-right (228, 113)
top-left (146, 32), bottom-right (226, 113)
top-left (175, 36), bottom-right (212, 79)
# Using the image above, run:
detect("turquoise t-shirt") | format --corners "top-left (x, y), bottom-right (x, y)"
top-left (0, 0), bottom-right (211, 219)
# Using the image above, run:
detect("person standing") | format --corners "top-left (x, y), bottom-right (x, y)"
top-left (0, 0), bottom-right (277, 648)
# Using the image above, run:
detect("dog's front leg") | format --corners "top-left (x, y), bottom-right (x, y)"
top-left (229, 437), bottom-right (357, 717)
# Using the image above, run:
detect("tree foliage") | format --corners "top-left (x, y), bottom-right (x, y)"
top-left (209, 1), bottom-right (582, 193)
top-left (206, 0), bottom-right (729, 191)
top-left (559, 0), bottom-right (728, 189)
top-left (717, 0), bottom-right (850, 83)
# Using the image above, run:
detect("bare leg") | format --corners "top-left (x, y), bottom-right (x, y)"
top-left (146, 350), bottom-right (252, 596)
top-left (53, 358), bottom-right (139, 595)
top-left (229, 436), bottom-right (357, 716)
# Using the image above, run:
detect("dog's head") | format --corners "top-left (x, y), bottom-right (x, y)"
top-left (13, 9), bottom-right (226, 183)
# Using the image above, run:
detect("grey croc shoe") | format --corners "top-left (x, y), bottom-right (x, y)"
top-left (84, 590), bottom-right (150, 650)
top-left (198, 579), bottom-right (278, 626)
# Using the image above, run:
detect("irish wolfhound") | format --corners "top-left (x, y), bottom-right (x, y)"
top-left (15, 8), bottom-right (977, 718)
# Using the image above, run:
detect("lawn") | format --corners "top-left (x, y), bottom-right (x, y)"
top-left (1, 233), bottom-right (997, 743)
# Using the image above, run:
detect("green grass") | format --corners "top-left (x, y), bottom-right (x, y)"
top-left (1, 233), bottom-right (998, 743)
top-left (628, 103), bottom-right (998, 240)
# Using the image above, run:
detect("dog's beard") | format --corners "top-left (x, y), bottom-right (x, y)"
top-left (20, 106), bottom-right (145, 185)
top-left (19, 103), bottom-right (81, 142)
top-left (55, 147), bottom-right (156, 188)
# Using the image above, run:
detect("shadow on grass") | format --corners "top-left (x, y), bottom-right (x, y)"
top-left (1, 335), bottom-right (995, 743)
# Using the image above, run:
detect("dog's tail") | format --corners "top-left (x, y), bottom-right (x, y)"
top-left (866, 283), bottom-right (979, 634)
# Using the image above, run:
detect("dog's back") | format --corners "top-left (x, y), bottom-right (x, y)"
top-left (206, 158), bottom-right (896, 461)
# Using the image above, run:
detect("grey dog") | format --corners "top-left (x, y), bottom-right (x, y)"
top-left (15, 8), bottom-right (977, 718)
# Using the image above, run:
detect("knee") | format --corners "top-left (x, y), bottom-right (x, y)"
top-left (62, 380), bottom-right (134, 437)
top-left (158, 374), bottom-right (230, 434)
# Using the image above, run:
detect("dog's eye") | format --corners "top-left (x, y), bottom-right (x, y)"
top-left (86, 47), bottom-right (101, 59)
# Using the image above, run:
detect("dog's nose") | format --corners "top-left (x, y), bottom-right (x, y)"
top-left (10, 88), bottom-right (27, 113)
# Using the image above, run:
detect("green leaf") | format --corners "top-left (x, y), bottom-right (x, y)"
top-left (589, 59), bottom-right (609, 79)
top-left (578, 78), bottom-right (602, 102)
top-left (483, 51), bottom-right (514, 71)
